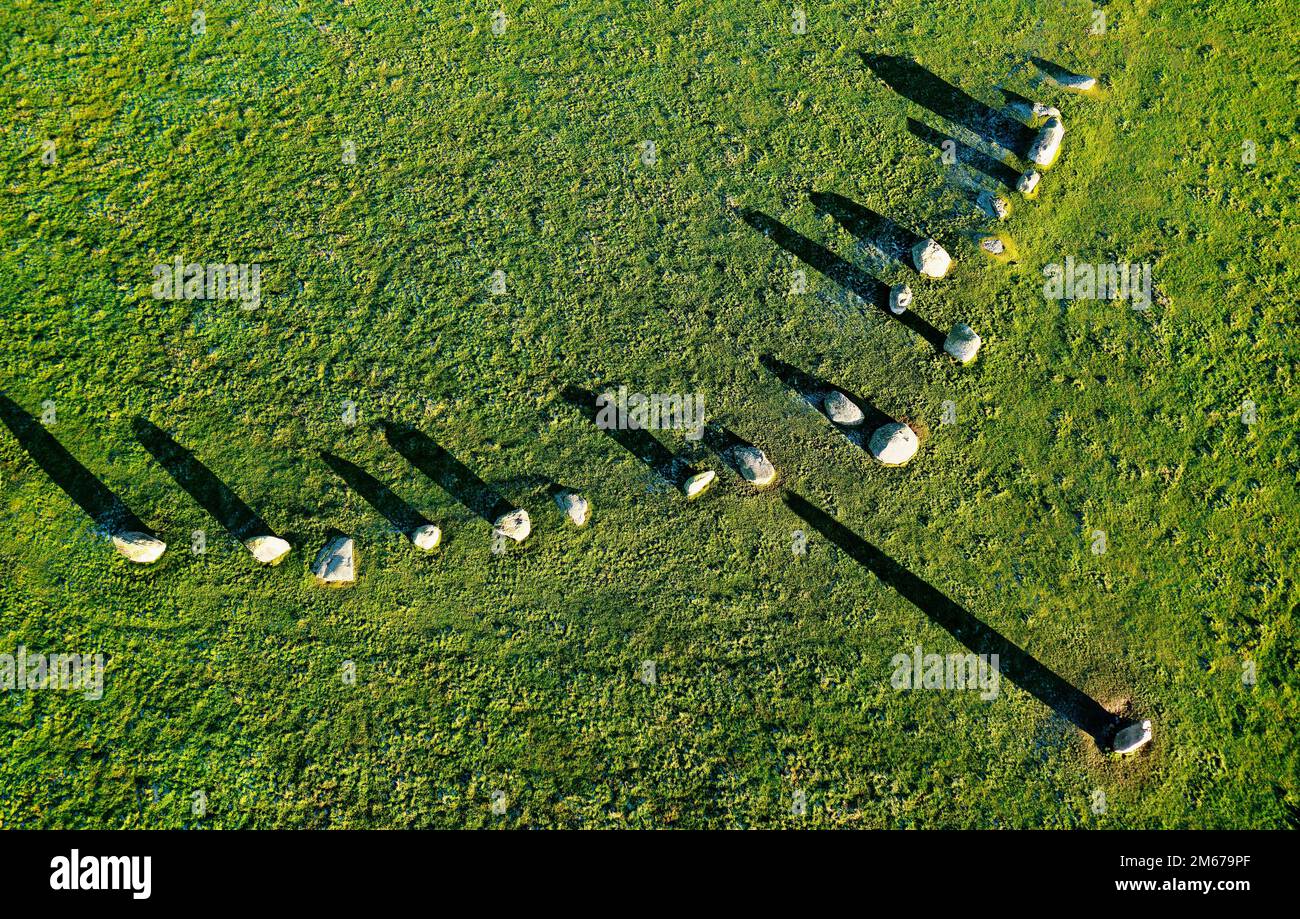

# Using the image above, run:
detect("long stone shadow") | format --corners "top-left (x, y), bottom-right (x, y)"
top-left (861, 52), bottom-right (1035, 157)
top-left (809, 191), bottom-right (925, 267)
top-left (905, 118), bottom-right (1022, 190)
top-left (0, 393), bottom-right (151, 537)
top-left (783, 490), bottom-right (1127, 747)
top-left (739, 208), bottom-right (946, 352)
top-left (133, 418), bottom-right (277, 544)
top-left (380, 422), bottom-right (514, 524)
top-left (319, 451), bottom-right (433, 538)
top-left (759, 355), bottom-right (895, 445)
top-left (560, 385), bottom-right (698, 488)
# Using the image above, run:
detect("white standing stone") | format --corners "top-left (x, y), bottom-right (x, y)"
top-left (112, 531), bottom-right (166, 565)
top-left (823, 391), bottom-right (865, 426)
top-left (1028, 116), bottom-right (1065, 167)
top-left (493, 508), bottom-right (531, 543)
top-left (868, 423), bottom-right (919, 466)
top-left (1050, 71), bottom-right (1097, 92)
top-left (944, 322), bottom-right (982, 363)
top-left (912, 239), bottom-right (951, 278)
top-left (553, 489), bottom-right (590, 527)
top-left (1113, 719), bottom-right (1153, 754)
top-left (682, 470), bottom-right (716, 499)
top-left (244, 535), bottom-right (291, 565)
top-left (312, 535), bottom-right (356, 586)
top-left (977, 190), bottom-right (1010, 220)
top-left (1016, 170), bottom-right (1041, 195)
top-left (725, 445), bottom-right (777, 488)
top-left (889, 283), bottom-right (913, 315)
top-left (411, 524), bottom-right (442, 551)
top-left (980, 236), bottom-right (1005, 255)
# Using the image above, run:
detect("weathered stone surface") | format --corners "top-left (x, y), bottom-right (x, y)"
top-left (823, 390), bottom-right (865, 426)
top-left (312, 535), bottom-right (356, 586)
top-left (244, 534), bottom-right (291, 565)
top-left (889, 283), bottom-right (913, 315)
top-left (493, 508), bottom-right (531, 543)
top-left (977, 190), bottom-right (1010, 220)
top-left (1049, 70), bottom-right (1097, 92)
top-left (1113, 719), bottom-right (1153, 754)
top-left (112, 531), bottom-right (166, 565)
top-left (1016, 170), bottom-right (1041, 195)
top-left (725, 445), bottom-right (777, 488)
top-left (980, 236), bottom-right (1005, 255)
top-left (553, 489), bottom-right (590, 527)
top-left (868, 423), bottom-right (919, 466)
top-left (944, 322), bottom-right (982, 363)
top-left (682, 470), bottom-right (716, 499)
top-left (1007, 99), bottom-right (1060, 122)
top-left (411, 524), bottom-right (442, 551)
top-left (1029, 116), bottom-right (1065, 167)
top-left (912, 239), bottom-right (951, 278)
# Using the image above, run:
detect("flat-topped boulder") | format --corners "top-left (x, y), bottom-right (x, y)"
top-left (244, 534), bottom-right (291, 565)
top-left (1113, 719), bottom-right (1153, 754)
top-left (553, 489), bottom-right (590, 527)
top-left (112, 531), bottom-right (166, 565)
top-left (1028, 116), bottom-right (1065, 168)
top-left (682, 470), bottom-right (716, 499)
top-left (977, 190), bottom-right (1010, 220)
top-left (493, 508), bottom-right (531, 543)
top-left (312, 535), bottom-right (356, 586)
top-left (889, 283), bottom-right (912, 315)
top-left (912, 239), bottom-right (951, 278)
top-left (944, 322), bottom-right (982, 364)
top-left (725, 445), bottom-right (776, 488)
top-left (868, 423), bottom-right (919, 466)
top-left (823, 390), bottom-right (864, 426)
top-left (411, 524), bottom-right (442, 551)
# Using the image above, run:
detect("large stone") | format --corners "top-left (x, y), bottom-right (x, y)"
top-left (944, 322), bottom-right (982, 363)
top-left (868, 423), bottom-right (919, 466)
top-left (1113, 719), bottom-right (1152, 754)
top-left (1028, 116), bottom-right (1065, 168)
top-left (977, 190), bottom-right (1010, 220)
top-left (244, 534), bottom-right (291, 565)
top-left (725, 445), bottom-right (776, 488)
top-left (823, 390), bottom-right (864, 426)
top-left (493, 508), bottom-right (531, 543)
top-left (682, 470), bottom-right (716, 499)
top-left (312, 535), bottom-right (356, 586)
top-left (912, 239), bottom-right (951, 278)
top-left (889, 283), bottom-right (913, 315)
top-left (411, 524), bottom-right (442, 551)
top-left (553, 489), bottom-right (590, 527)
top-left (111, 531), bottom-right (166, 565)
top-left (1016, 170), bottom-right (1041, 195)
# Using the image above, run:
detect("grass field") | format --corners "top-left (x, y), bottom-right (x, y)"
top-left (0, 0), bottom-right (1296, 828)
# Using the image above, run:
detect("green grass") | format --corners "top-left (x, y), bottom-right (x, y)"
top-left (0, 0), bottom-right (1295, 827)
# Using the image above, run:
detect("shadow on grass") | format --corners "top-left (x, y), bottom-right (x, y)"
top-left (783, 490), bottom-right (1127, 746)
top-left (319, 451), bottom-right (433, 538)
top-left (560, 385), bottom-right (701, 489)
top-left (133, 418), bottom-right (278, 544)
top-left (905, 118), bottom-right (1022, 190)
top-left (0, 393), bottom-right (151, 537)
top-left (739, 208), bottom-right (946, 352)
top-left (861, 52), bottom-right (1035, 157)
top-left (809, 190), bottom-right (926, 266)
top-left (759, 355), bottom-right (895, 436)
top-left (381, 422), bottom-right (516, 524)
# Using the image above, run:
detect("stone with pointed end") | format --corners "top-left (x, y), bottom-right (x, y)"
top-left (112, 531), bottom-right (166, 565)
top-left (725, 445), bottom-right (776, 488)
top-left (1016, 170), bottom-right (1041, 195)
top-left (682, 470), bottom-right (716, 499)
top-left (244, 535), bottom-right (291, 565)
top-left (312, 535), bottom-right (356, 586)
top-left (1113, 719), bottom-right (1152, 754)
top-left (823, 391), bottom-right (865, 426)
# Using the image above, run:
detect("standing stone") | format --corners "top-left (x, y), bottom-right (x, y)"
top-left (493, 508), bottom-right (531, 543)
top-left (977, 190), bottom-right (1010, 220)
top-left (823, 391), bottom-right (865, 426)
top-left (1113, 719), bottom-right (1153, 754)
top-left (244, 535), bottom-right (291, 565)
top-left (411, 524), bottom-right (442, 551)
top-left (912, 239), bottom-right (951, 278)
top-left (111, 531), bottom-right (167, 565)
top-left (1028, 116), bottom-right (1065, 167)
top-left (889, 283), bottom-right (913, 315)
top-left (312, 535), bottom-right (356, 586)
top-left (868, 423), bottom-right (919, 466)
top-left (553, 489), bottom-right (590, 527)
top-left (1016, 170), bottom-right (1041, 195)
top-left (980, 236), bottom-right (1005, 255)
top-left (1048, 70), bottom-right (1098, 92)
top-left (724, 445), bottom-right (777, 488)
top-left (682, 470), bottom-right (716, 499)
top-left (944, 322), bottom-right (982, 363)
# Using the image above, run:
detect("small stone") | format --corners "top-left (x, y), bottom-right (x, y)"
top-left (1006, 99), bottom-right (1060, 122)
top-left (312, 535), bottom-right (356, 586)
top-left (111, 531), bottom-right (166, 565)
top-left (682, 470), bottom-right (716, 499)
top-left (823, 391), bottom-right (865, 426)
top-left (493, 508), bottom-right (531, 543)
top-left (244, 535), bottom-right (291, 565)
top-left (944, 322), bottom-right (982, 364)
top-left (724, 445), bottom-right (776, 488)
top-left (980, 236), bottom-right (1005, 255)
top-left (868, 423), bottom-right (919, 466)
top-left (977, 190), bottom-right (1010, 220)
top-left (1113, 719), bottom-right (1152, 754)
top-left (889, 283), bottom-right (912, 315)
top-left (1016, 171), bottom-right (1041, 195)
top-left (411, 524), bottom-right (442, 551)
top-left (912, 238), bottom-right (951, 278)
top-left (553, 489), bottom-right (590, 527)
top-left (1049, 70), bottom-right (1097, 92)
top-left (1028, 116), bottom-right (1065, 168)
